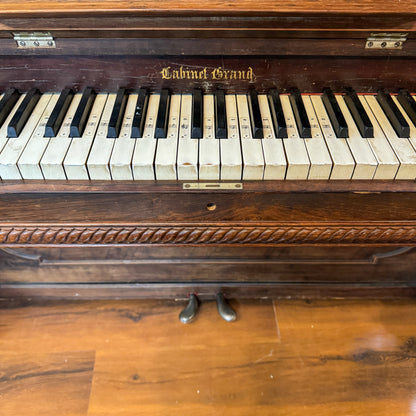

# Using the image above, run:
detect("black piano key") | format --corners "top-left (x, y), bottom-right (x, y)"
top-left (322, 88), bottom-right (348, 138)
top-left (70, 87), bottom-right (96, 137)
top-left (45, 88), bottom-right (74, 137)
top-left (215, 89), bottom-right (227, 139)
top-left (7, 88), bottom-right (41, 138)
top-left (268, 88), bottom-right (286, 138)
top-left (376, 89), bottom-right (409, 138)
top-left (247, 89), bottom-right (263, 139)
top-left (289, 88), bottom-right (311, 138)
top-left (131, 88), bottom-right (149, 138)
top-left (191, 88), bottom-right (203, 139)
top-left (107, 88), bottom-right (128, 138)
top-left (155, 89), bottom-right (170, 138)
top-left (343, 87), bottom-right (373, 138)
top-left (397, 89), bottom-right (416, 127)
top-left (0, 88), bottom-right (20, 128)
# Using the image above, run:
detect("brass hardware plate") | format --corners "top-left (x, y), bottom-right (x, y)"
top-left (183, 182), bottom-right (243, 190)
top-left (365, 33), bottom-right (407, 50)
top-left (13, 32), bottom-right (56, 48)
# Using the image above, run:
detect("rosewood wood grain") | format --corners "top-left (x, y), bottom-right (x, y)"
top-left (3, 38), bottom-right (416, 57)
top-left (2, 246), bottom-right (409, 262)
top-left (0, 56), bottom-right (414, 93)
top-left (0, 0), bottom-right (414, 15)
top-left (1, 180), bottom-right (416, 194)
top-left (2, 192), bottom-right (416, 223)
top-left (1, 24), bottom-right (416, 37)
top-left (1, 18), bottom-right (416, 38)
top-left (0, 1), bottom-right (415, 301)
top-left (1, 246), bottom-right (415, 285)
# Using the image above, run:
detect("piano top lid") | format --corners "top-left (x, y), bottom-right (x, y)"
top-left (0, 0), bottom-right (415, 36)
top-left (0, 0), bottom-right (415, 15)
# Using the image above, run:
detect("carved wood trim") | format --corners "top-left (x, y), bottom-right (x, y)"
top-left (1, 223), bottom-right (416, 246)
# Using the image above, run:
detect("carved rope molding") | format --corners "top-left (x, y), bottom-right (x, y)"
top-left (1, 224), bottom-right (416, 245)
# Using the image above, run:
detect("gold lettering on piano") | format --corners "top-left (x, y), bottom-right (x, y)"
top-left (211, 67), bottom-right (255, 81)
top-left (160, 66), bottom-right (256, 82)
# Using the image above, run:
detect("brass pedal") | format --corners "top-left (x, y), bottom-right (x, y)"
top-left (216, 292), bottom-right (236, 322)
top-left (179, 293), bottom-right (200, 324)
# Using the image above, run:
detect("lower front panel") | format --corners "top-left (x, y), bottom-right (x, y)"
top-left (0, 246), bottom-right (415, 299)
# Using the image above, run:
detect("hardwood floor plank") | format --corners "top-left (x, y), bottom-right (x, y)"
top-left (0, 299), bottom-right (276, 352)
top-left (0, 299), bottom-right (415, 416)
top-left (86, 300), bottom-right (278, 415)
top-left (0, 351), bottom-right (95, 416)
top-left (270, 300), bottom-right (416, 414)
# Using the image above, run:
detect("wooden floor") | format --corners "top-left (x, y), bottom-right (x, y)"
top-left (0, 298), bottom-right (415, 415)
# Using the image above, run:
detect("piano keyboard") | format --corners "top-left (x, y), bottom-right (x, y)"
top-left (0, 87), bottom-right (416, 180)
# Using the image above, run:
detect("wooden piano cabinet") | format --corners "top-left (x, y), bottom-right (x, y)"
top-left (0, 0), bottom-right (415, 301)
top-left (0, 181), bottom-right (415, 299)
top-left (0, 246), bottom-right (415, 299)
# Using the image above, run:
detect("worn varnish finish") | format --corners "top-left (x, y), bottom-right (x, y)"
top-left (0, 183), bottom-right (415, 297)
top-left (0, 183), bottom-right (416, 297)
top-left (0, 299), bottom-right (415, 415)
top-left (1, 0), bottom-right (413, 41)
top-left (0, 1), bottom-right (415, 299)
top-left (0, 56), bottom-right (415, 93)
top-left (0, 0), bottom-right (412, 13)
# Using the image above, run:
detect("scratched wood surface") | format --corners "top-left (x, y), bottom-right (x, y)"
top-left (0, 0), bottom-right (414, 40)
top-left (0, 0), bottom-right (413, 14)
top-left (0, 298), bottom-right (415, 415)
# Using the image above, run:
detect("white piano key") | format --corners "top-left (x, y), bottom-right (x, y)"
top-left (87, 93), bottom-right (117, 180)
top-left (155, 94), bottom-right (180, 180)
top-left (220, 94), bottom-right (242, 180)
top-left (392, 94), bottom-right (416, 167)
top-left (237, 94), bottom-right (264, 180)
top-left (199, 94), bottom-right (220, 180)
top-left (301, 96), bottom-right (332, 180)
top-left (258, 94), bottom-right (286, 180)
top-left (132, 93), bottom-right (159, 180)
top-left (0, 93), bottom-right (25, 158)
top-left (109, 93), bottom-right (138, 180)
top-left (358, 96), bottom-right (399, 180)
top-left (0, 93), bottom-right (51, 180)
top-left (40, 93), bottom-right (82, 180)
top-left (335, 95), bottom-right (378, 180)
top-left (177, 94), bottom-right (198, 180)
top-left (280, 95), bottom-right (310, 180)
top-left (64, 93), bottom-right (107, 180)
top-left (17, 93), bottom-right (60, 179)
top-left (311, 95), bottom-right (355, 180)
top-left (365, 95), bottom-right (416, 180)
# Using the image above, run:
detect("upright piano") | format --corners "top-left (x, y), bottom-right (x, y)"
top-left (0, 0), bottom-right (415, 315)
